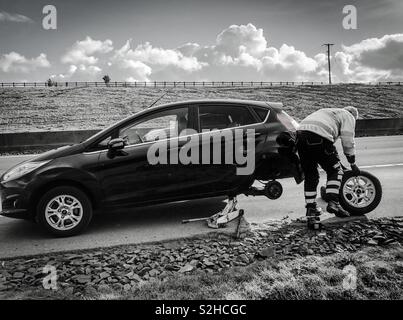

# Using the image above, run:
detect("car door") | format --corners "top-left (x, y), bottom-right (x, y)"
top-left (192, 103), bottom-right (268, 194)
top-left (95, 106), bottom-right (199, 207)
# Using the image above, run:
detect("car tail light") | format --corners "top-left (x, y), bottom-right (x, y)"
top-left (277, 111), bottom-right (299, 131)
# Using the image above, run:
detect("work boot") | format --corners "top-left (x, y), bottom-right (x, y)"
top-left (327, 201), bottom-right (350, 218)
top-left (306, 203), bottom-right (322, 217)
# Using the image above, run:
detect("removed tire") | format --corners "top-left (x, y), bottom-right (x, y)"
top-left (36, 186), bottom-right (93, 237)
top-left (339, 170), bottom-right (382, 216)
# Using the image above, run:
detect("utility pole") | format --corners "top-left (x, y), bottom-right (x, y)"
top-left (323, 43), bottom-right (334, 84)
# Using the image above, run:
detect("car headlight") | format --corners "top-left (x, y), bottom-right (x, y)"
top-left (2, 161), bottom-right (50, 182)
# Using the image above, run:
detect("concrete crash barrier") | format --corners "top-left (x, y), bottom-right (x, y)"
top-left (0, 118), bottom-right (403, 152)
top-left (0, 129), bottom-right (100, 152)
top-left (355, 118), bottom-right (403, 137)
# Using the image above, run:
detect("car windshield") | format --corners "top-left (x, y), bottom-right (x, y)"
top-left (81, 116), bottom-right (132, 144)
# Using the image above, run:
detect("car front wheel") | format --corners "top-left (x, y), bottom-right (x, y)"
top-left (36, 186), bottom-right (93, 237)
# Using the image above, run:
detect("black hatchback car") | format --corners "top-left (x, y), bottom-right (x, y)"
top-left (0, 99), bottom-right (301, 236)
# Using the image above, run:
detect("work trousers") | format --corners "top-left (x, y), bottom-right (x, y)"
top-left (296, 130), bottom-right (344, 205)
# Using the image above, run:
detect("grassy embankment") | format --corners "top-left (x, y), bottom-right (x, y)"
top-left (1, 84), bottom-right (402, 133)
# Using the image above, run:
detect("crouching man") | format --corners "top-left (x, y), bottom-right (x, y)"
top-left (296, 106), bottom-right (360, 218)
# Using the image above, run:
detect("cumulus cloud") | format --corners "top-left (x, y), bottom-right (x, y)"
top-left (180, 23), bottom-right (324, 81)
top-left (51, 64), bottom-right (102, 81)
top-left (61, 36), bottom-right (113, 65)
top-left (334, 34), bottom-right (403, 82)
top-left (59, 24), bottom-right (327, 82)
top-left (16, 24), bottom-right (403, 83)
top-left (112, 40), bottom-right (206, 75)
top-left (0, 52), bottom-right (50, 73)
top-left (0, 11), bottom-right (33, 23)
top-left (215, 23), bottom-right (267, 58)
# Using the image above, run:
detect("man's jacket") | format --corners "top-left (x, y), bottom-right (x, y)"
top-left (298, 108), bottom-right (356, 156)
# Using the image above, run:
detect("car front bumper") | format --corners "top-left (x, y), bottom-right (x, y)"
top-left (0, 180), bottom-right (33, 220)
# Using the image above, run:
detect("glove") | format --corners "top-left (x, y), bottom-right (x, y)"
top-left (346, 154), bottom-right (356, 164)
top-left (350, 163), bottom-right (361, 175)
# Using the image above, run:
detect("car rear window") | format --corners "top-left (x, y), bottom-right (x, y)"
top-left (277, 111), bottom-right (299, 131)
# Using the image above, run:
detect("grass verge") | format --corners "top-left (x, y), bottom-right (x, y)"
top-left (2, 246), bottom-right (402, 300)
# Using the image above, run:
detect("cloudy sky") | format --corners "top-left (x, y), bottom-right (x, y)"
top-left (0, 0), bottom-right (402, 82)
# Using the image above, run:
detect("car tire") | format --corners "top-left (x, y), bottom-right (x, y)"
top-left (339, 170), bottom-right (382, 216)
top-left (36, 186), bottom-right (93, 237)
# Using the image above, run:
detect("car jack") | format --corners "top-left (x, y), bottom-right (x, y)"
top-left (207, 196), bottom-right (243, 229)
top-left (181, 196), bottom-right (244, 229)
top-left (307, 215), bottom-right (321, 230)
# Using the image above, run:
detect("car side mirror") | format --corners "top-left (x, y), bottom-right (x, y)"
top-left (108, 138), bottom-right (125, 151)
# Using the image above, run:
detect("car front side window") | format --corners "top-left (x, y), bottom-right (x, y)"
top-left (119, 107), bottom-right (190, 146)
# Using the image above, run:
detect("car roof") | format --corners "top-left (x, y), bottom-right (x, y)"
top-left (148, 99), bottom-right (283, 111)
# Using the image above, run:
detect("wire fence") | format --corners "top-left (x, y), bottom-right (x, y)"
top-left (0, 81), bottom-right (401, 88)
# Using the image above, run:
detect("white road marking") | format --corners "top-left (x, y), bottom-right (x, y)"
top-left (360, 163), bottom-right (403, 169)
top-left (319, 163), bottom-right (403, 172)
top-left (0, 154), bottom-right (36, 159)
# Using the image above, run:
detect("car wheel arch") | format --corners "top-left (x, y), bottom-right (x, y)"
top-left (30, 179), bottom-right (100, 217)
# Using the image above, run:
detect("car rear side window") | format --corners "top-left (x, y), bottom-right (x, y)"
top-left (252, 107), bottom-right (269, 122)
top-left (198, 105), bottom-right (255, 131)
